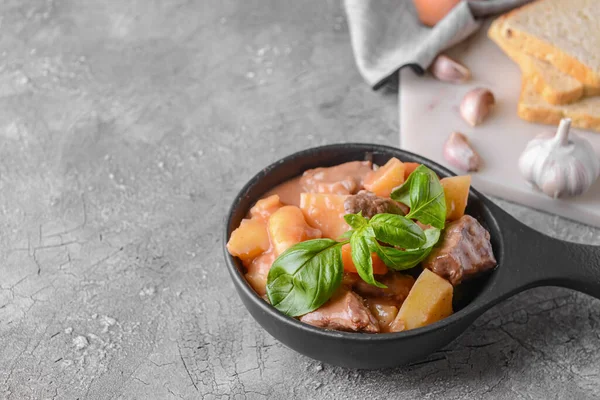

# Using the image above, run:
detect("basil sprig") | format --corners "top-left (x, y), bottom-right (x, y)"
top-left (369, 228), bottom-right (440, 271)
top-left (344, 212), bottom-right (427, 288)
top-left (266, 239), bottom-right (344, 317)
top-left (344, 213), bottom-right (383, 288)
top-left (391, 165), bottom-right (446, 230)
top-left (265, 165), bottom-right (447, 317)
top-left (350, 225), bottom-right (383, 287)
top-left (369, 213), bottom-right (425, 249)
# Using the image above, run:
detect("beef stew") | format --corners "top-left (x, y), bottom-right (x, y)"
top-left (226, 158), bottom-right (497, 333)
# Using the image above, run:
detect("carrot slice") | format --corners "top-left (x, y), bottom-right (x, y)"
top-left (403, 162), bottom-right (421, 180)
top-left (364, 158), bottom-right (405, 198)
top-left (341, 244), bottom-right (389, 275)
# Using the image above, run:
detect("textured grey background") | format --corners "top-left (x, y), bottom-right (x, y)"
top-left (0, 0), bottom-right (599, 399)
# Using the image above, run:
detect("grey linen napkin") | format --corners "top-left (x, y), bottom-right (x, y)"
top-left (344, 0), bottom-right (533, 89)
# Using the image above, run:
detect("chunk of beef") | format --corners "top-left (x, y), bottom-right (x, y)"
top-left (344, 190), bottom-right (409, 219)
top-left (300, 161), bottom-right (373, 195)
top-left (341, 271), bottom-right (360, 288)
top-left (423, 215), bottom-right (496, 286)
top-left (352, 272), bottom-right (415, 303)
top-left (300, 290), bottom-right (380, 333)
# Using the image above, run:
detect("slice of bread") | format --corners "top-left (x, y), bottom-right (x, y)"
top-left (496, 0), bottom-right (600, 89)
top-left (489, 18), bottom-right (582, 104)
top-left (489, 16), bottom-right (600, 105)
top-left (518, 79), bottom-right (600, 132)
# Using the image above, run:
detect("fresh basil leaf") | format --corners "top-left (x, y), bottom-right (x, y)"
top-left (266, 239), bottom-right (343, 317)
top-left (390, 165), bottom-right (446, 229)
top-left (390, 175), bottom-right (412, 206)
top-left (422, 227), bottom-right (442, 246)
top-left (344, 212), bottom-right (368, 230)
top-left (390, 164), bottom-right (431, 206)
top-left (369, 213), bottom-right (426, 249)
top-left (350, 228), bottom-right (386, 288)
top-left (337, 230), bottom-right (355, 240)
top-left (369, 228), bottom-right (441, 271)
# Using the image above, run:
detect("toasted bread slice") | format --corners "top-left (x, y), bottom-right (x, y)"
top-left (496, 0), bottom-right (600, 89)
top-left (488, 17), bottom-right (600, 105)
top-left (518, 80), bottom-right (600, 132)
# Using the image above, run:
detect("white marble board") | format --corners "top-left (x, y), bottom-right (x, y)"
top-left (399, 20), bottom-right (600, 228)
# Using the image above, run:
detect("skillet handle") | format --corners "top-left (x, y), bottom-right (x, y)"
top-left (534, 236), bottom-right (600, 298)
top-left (479, 199), bottom-right (600, 306)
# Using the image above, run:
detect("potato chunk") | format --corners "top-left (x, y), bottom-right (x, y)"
top-left (364, 157), bottom-right (405, 197)
top-left (389, 269), bottom-right (453, 332)
top-left (366, 300), bottom-right (399, 333)
top-left (268, 206), bottom-right (322, 255)
top-left (250, 194), bottom-right (283, 221)
top-left (226, 218), bottom-right (270, 263)
top-left (245, 251), bottom-right (276, 296)
top-left (299, 193), bottom-right (349, 239)
top-left (441, 175), bottom-right (471, 222)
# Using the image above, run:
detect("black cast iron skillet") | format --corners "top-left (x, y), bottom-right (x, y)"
top-left (223, 143), bottom-right (600, 369)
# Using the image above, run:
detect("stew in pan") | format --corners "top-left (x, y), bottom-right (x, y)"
top-left (226, 158), bottom-right (496, 333)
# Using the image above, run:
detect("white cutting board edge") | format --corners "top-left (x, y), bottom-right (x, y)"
top-left (399, 20), bottom-right (600, 228)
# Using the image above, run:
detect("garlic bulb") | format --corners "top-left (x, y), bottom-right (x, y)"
top-left (519, 118), bottom-right (600, 198)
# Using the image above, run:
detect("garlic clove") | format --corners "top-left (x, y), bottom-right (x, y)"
top-left (430, 55), bottom-right (471, 84)
top-left (443, 132), bottom-right (482, 172)
top-left (519, 118), bottom-right (600, 199)
top-left (460, 88), bottom-right (495, 127)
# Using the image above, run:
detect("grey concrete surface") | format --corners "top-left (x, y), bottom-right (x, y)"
top-left (0, 0), bottom-right (599, 399)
